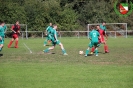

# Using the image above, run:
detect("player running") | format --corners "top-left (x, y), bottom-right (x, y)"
top-left (85, 26), bottom-right (100, 57)
top-left (43, 23), bottom-right (53, 46)
top-left (0, 21), bottom-right (5, 51)
top-left (100, 22), bottom-right (109, 53)
top-left (8, 21), bottom-right (20, 48)
top-left (43, 24), bottom-right (68, 55)
top-left (91, 25), bottom-right (109, 53)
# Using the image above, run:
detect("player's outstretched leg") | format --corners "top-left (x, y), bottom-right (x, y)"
top-left (44, 38), bottom-right (48, 46)
top-left (43, 46), bottom-right (55, 53)
top-left (90, 47), bottom-right (95, 54)
top-left (59, 43), bottom-right (68, 55)
top-left (85, 48), bottom-right (90, 57)
top-left (95, 48), bottom-right (98, 56)
top-left (8, 39), bottom-right (14, 48)
top-left (15, 38), bottom-right (19, 48)
top-left (0, 44), bottom-right (3, 51)
top-left (104, 43), bottom-right (109, 53)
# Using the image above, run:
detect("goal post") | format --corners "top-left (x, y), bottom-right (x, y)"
top-left (88, 23), bottom-right (128, 38)
top-left (5, 24), bottom-right (28, 39)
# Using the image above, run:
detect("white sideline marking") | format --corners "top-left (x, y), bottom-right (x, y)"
top-left (23, 43), bottom-right (32, 53)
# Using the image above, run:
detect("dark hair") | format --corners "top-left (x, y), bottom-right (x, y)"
top-left (102, 21), bottom-right (106, 23)
top-left (96, 25), bottom-right (100, 26)
top-left (0, 20), bottom-right (4, 25)
top-left (53, 24), bottom-right (57, 27)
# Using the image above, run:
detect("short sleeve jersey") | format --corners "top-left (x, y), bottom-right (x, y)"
top-left (89, 29), bottom-right (100, 42)
top-left (46, 26), bottom-right (53, 34)
top-left (100, 24), bottom-right (106, 31)
top-left (0, 26), bottom-right (4, 36)
top-left (11, 24), bottom-right (20, 34)
top-left (98, 29), bottom-right (105, 37)
top-left (50, 28), bottom-right (58, 40)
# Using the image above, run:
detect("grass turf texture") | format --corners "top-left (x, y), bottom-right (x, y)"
top-left (0, 37), bottom-right (133, 88)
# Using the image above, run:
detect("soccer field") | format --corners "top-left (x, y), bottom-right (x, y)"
top-left (0, 37), bottom-right (133, 88)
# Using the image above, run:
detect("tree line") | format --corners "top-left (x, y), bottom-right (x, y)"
top-left (0, 0), bottom-right (133, 31)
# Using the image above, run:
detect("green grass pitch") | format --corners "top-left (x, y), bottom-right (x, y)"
top-left (0, 37), bottom-right (133, 88)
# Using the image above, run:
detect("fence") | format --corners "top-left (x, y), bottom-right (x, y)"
top-left (5, 30), bottom-right (133, 39)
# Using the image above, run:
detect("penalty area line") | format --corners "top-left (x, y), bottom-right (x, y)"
top-left (23, 43), bottom-right (32, 54)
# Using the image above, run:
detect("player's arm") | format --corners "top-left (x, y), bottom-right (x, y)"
top-left (15, 26), bottom-right (21, 35)
top-left (4, 26), bottom-right (7, 33)
top-left (89, 32), bottom-right (92, 40)
top-left (17, 26), bottom-right (21, 35)
top-left (11, 26), bottom-right (16, 33)
top-left (54, 32), bottom-right (58, 41)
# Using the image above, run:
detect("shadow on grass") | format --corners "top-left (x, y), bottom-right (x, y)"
top-left (0, 54), bottom-right (3, 57)
top-left (46, 45), bottom-right (52, 46)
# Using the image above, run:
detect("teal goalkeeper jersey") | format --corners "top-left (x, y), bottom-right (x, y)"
top-left (89, 29), bottom-right (100, 42)
top-left (0, 26), bottom-right (4, 36)
top-left (100, 24), bottom-right (106, 31)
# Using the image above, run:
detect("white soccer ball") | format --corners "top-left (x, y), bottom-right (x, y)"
top-left (79, 51), bottom-right (84, 55)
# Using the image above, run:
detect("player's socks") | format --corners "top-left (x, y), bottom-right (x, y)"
top-left (91, 47), bottom-right (95, 53)
top-left (44, 48), bottom-right (49, 52)
top-left (62, 49), bottom-right (68, 55)
top-left (0, 48), bottom-right (1, 51)
top-left (62, 49), bottom-right (66, 54)
top-left (44, 41), bottom-right (47, 46)
top-left (104, 45), bottom-right (109, 53)
top-left (8, 41), bottom-right (13, 48)
top-left (95, 48), bottom-right (98, 56)
top-left (85, 49), bottom-right (89, 56)
top-left (15, 40), bottom-right (18, 48)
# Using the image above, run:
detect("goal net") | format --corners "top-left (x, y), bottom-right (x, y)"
top-left (88, 23), bottom-right (127, 38)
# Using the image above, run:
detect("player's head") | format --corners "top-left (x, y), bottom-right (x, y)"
top-left (96, 25), bottom-right (100, 30)
top-left (53, 24), bottom-right (57, 30)
top-left (16, 21), bottom-right (19, 25)
top-left (91, 26), bottom-right (95, 30)
top-left (0, 21), bottom-right (4, 26)
top-left (49, 23), bottom-right (52, 26)
top-left (102, 21), bottom-right (106, 26)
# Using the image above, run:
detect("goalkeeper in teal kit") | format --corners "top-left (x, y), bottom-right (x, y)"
top-left (85, 27), bottom-right (100, 57)
top-left (43, 23), bottom-right (53, 46)
top-left (43, 24), bottom-right (68, 55)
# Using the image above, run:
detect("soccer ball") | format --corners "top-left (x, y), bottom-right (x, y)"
top-left (79, 51), bottom-right (84, 55)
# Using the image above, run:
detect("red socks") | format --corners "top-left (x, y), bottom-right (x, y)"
top-left (15, 40), bottom-right (18, 48)
top-left (8, 41), bottom-right (13, 48)
top-left (91, 47), bottom-right (95, 52)
top-left (104, 45), bottom-right (109, 52)
top-left (8, 40), bottom-right (18, 48)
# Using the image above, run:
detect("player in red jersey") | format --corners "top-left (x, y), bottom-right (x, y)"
top-left (91, 25), bottom-right (109, 53)
top-left (8, 21), bottom-right (20, 48)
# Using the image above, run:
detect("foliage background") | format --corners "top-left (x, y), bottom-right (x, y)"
top-left (0, 0), bottom-right (133, 31)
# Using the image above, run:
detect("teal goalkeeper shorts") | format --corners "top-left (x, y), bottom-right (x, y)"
top-left (88, 41), bottom-right (99, 48)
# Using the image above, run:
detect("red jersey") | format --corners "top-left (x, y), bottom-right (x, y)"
top-left (11, 24), bottom-right (20, 34)
top-left (97, 29), bottom-right (106, 43)
top-left (98, 29), bottom-right (105, 37)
